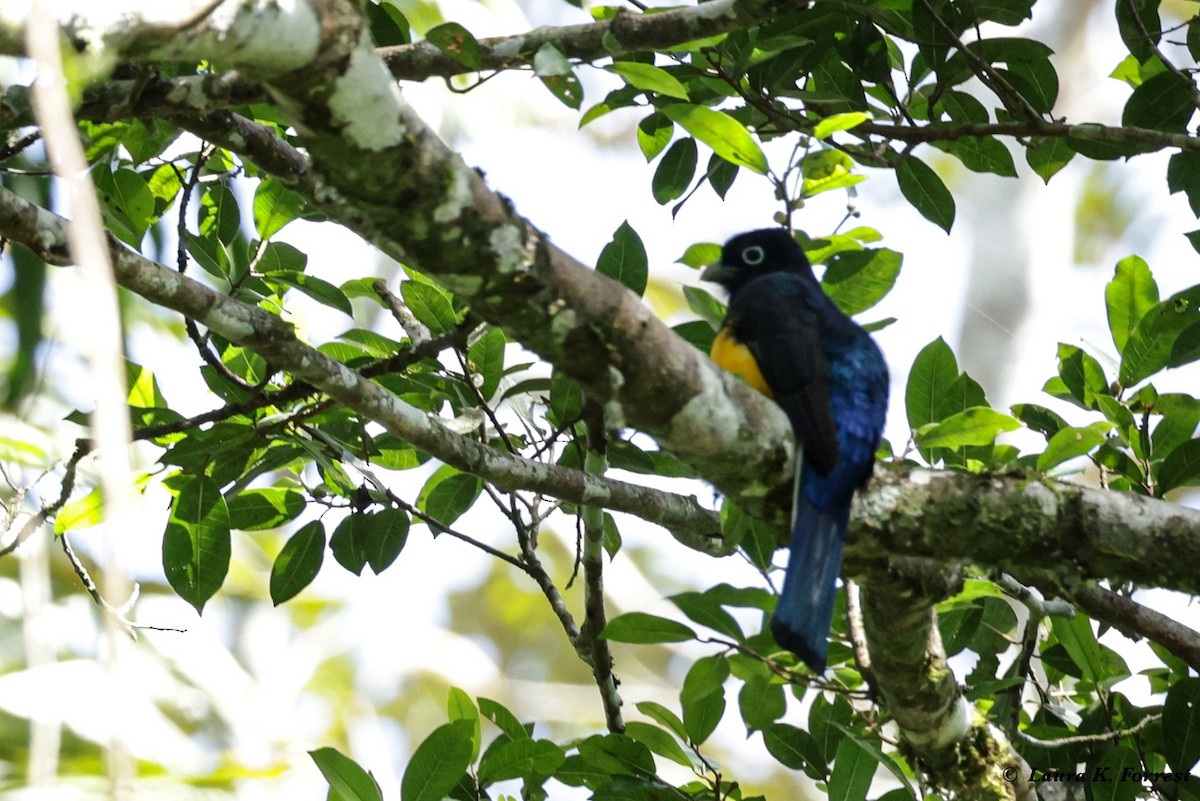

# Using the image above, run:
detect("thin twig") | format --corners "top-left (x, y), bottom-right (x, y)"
top-left (1015, 713), bottom-right (1161, 748)
top-left (581, 404), bottom-right (624, 733)
top-left (59, 532), bottom-right (186, 639)
top-left (0, 440), bottom-right (85, 558)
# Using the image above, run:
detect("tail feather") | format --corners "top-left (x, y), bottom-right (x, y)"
top-left (769, 492), bottom-right (849, 673)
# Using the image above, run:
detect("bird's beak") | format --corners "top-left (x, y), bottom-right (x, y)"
top-left (700, 261), bottom-right (736, 284)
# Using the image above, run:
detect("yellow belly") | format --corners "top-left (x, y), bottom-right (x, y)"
top-left (710, 327), bottom-right (773, 397)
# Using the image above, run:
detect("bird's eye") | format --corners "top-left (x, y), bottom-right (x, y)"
top-left (742, 245), bottom-right (765, 265)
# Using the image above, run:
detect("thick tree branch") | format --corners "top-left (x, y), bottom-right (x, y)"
top-left (849, 465), bottom-right (1200, 596)
top-left (379, 0), bottom-right (784, 81)
top-left (1016, 572), bottom-right (1200, 671)
top-left (0, 182), bottom-right (721, 542)
top-left (861, 571), bottom-right (1036, 801)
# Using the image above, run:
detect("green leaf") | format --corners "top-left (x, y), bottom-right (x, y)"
top-left (467, 326), bottom-right (506, 399)
top-left (365, 1), bottom-right (410, 47)
top-left (1159, 439), bottom-right (1200, 493)
top-left (532, 42), bottom-right (570, 77)
top-left (660, 104), bottom-right (768, 175)
top-left (833, 724), bottom-right (917, 797)
top-left (935, 90), bottom-right (988, 123)
top-left (1120, 284), bottom-right (1200, 386)
top-left (400, 720), bottom-right (475, 801)
top-left (200, 184), bottom-right (242, 245)
top-left (936, 372), bottom-right (988, 421)
top-left (905, 337), bottom-right (959, 430)
top-left (479, 739), bottom-right (565, 785)
top-left (425, 22), bottom-right (482, 69)
top-left (828, 737), bottom-right (876, 801)
top-left (269, 271), bottom-right (353, 316)
top-left (226, 488), bottom-right (306, 531)
top-left (812, 111), bottom-right (870, 140)
top-left (270, 520), bottom-right (325, 605)
top-left (801, 150), bottom-right (865, 198)
top-left (533, 44), bottom-right (581, 108)
top-left (1090, 745), bottom-right (1141, 801)
top-left (636, 112), bottom-right (673, 161)
top-left (1011, 403), bottom-right (1069, 440)
top-left (1106, 255), bottom-right (1160, 354)
top-left (539, 70), bottom-right (583, 109)
top-left (257, 241), bottom-right (308, 275)
top-left (596, 220), bottom-right (648, 296)
top-left (601, 612), bottom-right (696, 644)
top-left (669, 591), bottom-right (744, 640)
top-left (1036, 422), bottom-right (1114, 472)
top-left (1051, 614), bottom-right (1116, 685)
top-left (94, 167), bottom-right (155, 246)
top-left (915, 407), bottom-right (1020, 450)
top-left (681, 687), bottom-right (725, 744)
top-left (479, 696), bottom-right (530, 740)
top-left (623, 721), bottom-right (693, 768)
top-left (896, 156), bottom-right (955, 232)
top-left (553, 755), bottom-right (607, 788)
top-left (676, 242), bottom-right (721, 269)
top-left (330, 513), bottom-right (371, 575)
top-left (1025, 136), bottom-right (1075, 183)
top-left (1122, 71), bottom-right (1196, 133)
top-left (548, 371), bottom-right (583, 427)
top-left (1164, 678), bottom-right (1200, 774)
top-left (310, 747), bottom-right (383, 801)
top-left (738, 677), bottom-right (786, 731)
top-left (401, 280), bottom-right (460, 335)
top-left (706, 153), bottom-right (738, 199)
top-left (684, 285), bottom-right (726, 329)
top-left (652, 138), bottom-right (698, 204)
top-left (418, 467), bottom-right (483, 526)
top-left (579, 101), bottom-right (614, 127)
top-left (366, 508), bottom-right (410, 573)
top-left (998, 60), bottom-right (1058, 114)
top-left (809, 693), bottom-right (853, 764)
top-left (55, 487), bottom-right (104, 534)
top-left (162, 475), bottom-right (231, 613)
top-left (681, 654), bottom-right (730, 705)
top-left (1057, 343), bottom-right (1110, 408)
top-left (576, 733), bottom-right (655, 777)
top-left (254, 179), bottom-right (308, 239)
top-left (634, 701), bottom-right (688, 741)
top-left (606, 62), bottom-right (689, 100)
top-left (810, 52), bottom-right (867, 110)
top-left (763, 723), bottom-right (824, 774)
top-left (1117, 0), bottom-right (1162, 63)
top-left (1174, 148), bottom-right (1200, 216)
top-left (931, 136), bottom-right (1017, 177)
top-left (821, 248), bottom-right (902, 316)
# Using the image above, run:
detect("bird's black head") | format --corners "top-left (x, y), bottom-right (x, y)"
top-left (700, 228), bottom-right (813, 294)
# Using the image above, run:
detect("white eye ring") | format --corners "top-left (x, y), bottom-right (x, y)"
top-left (742, 245), bottom-right (765, 265)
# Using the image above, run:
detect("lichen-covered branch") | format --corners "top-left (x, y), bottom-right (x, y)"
top-left (0, 182), bottom-right (721, 540)
top-left (861, 571), bottom-right (1036, 801)
top-left (379, 0), bottom-right (783, 81)
top-left (850, 465), bottom-right (1200, 596)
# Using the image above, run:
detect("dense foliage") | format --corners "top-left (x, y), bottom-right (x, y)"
top-left (1, 0), bottom-right (1200, 799)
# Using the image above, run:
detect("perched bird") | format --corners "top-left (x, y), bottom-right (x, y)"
top-left (701, 228), bottom-right (888, 673)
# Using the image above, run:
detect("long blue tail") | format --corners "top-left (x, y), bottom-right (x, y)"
top-left (769, 488), bottom-right (849, 673)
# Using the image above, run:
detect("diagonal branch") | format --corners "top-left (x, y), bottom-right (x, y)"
top-left (0, 182), bottom-right (722, 542)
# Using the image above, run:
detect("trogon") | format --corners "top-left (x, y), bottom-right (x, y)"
top-left (701, 228), bottom-right (889, 673)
